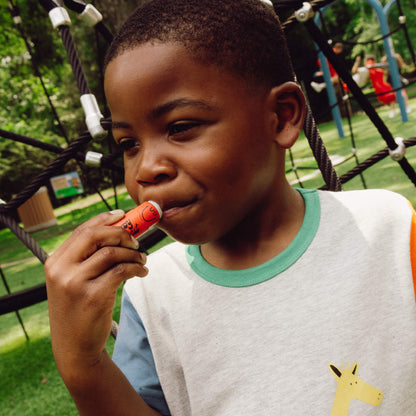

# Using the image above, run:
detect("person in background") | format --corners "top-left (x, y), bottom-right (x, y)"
top-left (366, 54), bottom-right (410, 118)
top-left (310, 42), bottom-right (344, 93)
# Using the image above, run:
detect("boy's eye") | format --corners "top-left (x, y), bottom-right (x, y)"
top-left (118, 138), bottom-right (140, 153)
top-left (168, 121), bottom-right (201, 137)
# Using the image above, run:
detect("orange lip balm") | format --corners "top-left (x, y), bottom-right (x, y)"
top-left (112, 200), bottom-right (162, 238)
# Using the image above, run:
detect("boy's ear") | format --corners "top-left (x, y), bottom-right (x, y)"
top-left (267, 81), bottom-right (305, 149)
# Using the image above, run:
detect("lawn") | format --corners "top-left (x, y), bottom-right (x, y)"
top-left (1, 96), bottom-right (416, 415)
top-left (286, 97), bottom-right (416, 206)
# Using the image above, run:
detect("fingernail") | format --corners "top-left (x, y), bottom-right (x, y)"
top-left (130, 235), bottom-right (139, 249)
top-left (139, 252), bottom-right (147, 265)
top-left (110, 209), bottom-right (125, 215)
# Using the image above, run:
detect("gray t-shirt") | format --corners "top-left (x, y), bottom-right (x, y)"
top-left (113, 188), bottom-right (416, 415)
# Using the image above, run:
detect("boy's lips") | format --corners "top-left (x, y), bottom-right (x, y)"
top-left (159, 197), bottom-right (199, 219)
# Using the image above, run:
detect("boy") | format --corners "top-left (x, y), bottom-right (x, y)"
top-left (44, 0), bottom-right (416, 415)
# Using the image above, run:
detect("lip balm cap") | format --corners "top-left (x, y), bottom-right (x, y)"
top-left (148, 200), bottom-right (163, 218)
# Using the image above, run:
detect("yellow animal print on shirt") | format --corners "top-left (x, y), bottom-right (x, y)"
top-left (329, 362), bottom-right (383, 416)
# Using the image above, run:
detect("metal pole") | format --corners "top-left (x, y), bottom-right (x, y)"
top-left (0, 266), bottom-right (29, 341)
top-left (314, 12), bottom-right (345, 138)
top-left (364, 0), bottom-right (408, 121)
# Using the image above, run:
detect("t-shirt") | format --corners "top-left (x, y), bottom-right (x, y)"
top-left (113, 188), bottom-right (416, 415)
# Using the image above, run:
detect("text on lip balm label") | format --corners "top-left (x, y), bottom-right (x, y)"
top-left (119, 204), bottom-right (160, 237)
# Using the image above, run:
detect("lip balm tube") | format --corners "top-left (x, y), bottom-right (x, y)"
top-left (112, 200), bottom-right (162, 238)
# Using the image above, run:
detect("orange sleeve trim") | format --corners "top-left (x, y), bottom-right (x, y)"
top-left (409, 203), bottom-right (416, 303)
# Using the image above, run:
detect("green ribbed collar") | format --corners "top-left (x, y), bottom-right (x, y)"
top-left (185, 188), bottom-right (320, 287)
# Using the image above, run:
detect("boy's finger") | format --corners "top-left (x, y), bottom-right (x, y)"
top-left (49, 247), bottom-right (147, 295)
top-left (91, 260), bottom-right (149, 292)
top-left (51, 210), bottom-right (127, 257)
top-left (75, 228), bottom-right (140, 263)
top-left (49, 225), bottom-right (138, 270)
top-left (82, 246), bottom-right (147, 281)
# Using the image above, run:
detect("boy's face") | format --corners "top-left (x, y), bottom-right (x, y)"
top-left (105, 43), bottom-right (285, 244)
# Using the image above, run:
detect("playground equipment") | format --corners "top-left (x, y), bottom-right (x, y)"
top-left (1, 0), bottom-right (416, 340)
top-left (314, 0), bottom-right (412, 138)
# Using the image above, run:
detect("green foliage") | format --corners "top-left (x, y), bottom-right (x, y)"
top-left (0, 2), bottom-right (74, 201)
top-left (0, 0), bottom-right (115, 202)
top-left (321, 0), bottom-right (416, 66)
top-left (0, 0), bottom-right (82, 137)
top-left (387, 0), bottom-right (416, 65)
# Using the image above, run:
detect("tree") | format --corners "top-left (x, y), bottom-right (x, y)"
top-left (0, 0), bottom-right (137, 202)
top-left (93, 0), bottom-right (147, 32)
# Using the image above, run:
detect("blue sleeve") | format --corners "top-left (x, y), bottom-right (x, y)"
top-left (112, 289), bottom-right (171, 416)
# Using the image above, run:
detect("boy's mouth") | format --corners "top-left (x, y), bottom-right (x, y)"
top-left (160, 197), bottom-right (198, 219)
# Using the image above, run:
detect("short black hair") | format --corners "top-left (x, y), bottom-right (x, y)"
top-left (105, 0), bottom-right (295, 88)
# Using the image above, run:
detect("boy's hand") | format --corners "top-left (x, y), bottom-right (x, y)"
top-left (45, 210), bottom-right (147, 381)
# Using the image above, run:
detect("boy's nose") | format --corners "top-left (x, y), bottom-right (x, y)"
top-left (135, 148), bottom-right (177, 186)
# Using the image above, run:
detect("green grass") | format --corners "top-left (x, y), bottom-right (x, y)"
top-left (1, 99), bottom-right (416, 414)
top-left (286, 99), bottom-right (416, 206)
top-left (0, 337), bottom-right (78, 415)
